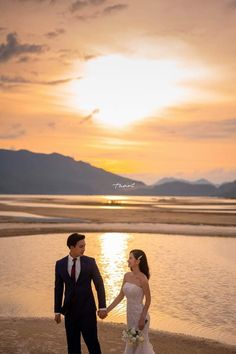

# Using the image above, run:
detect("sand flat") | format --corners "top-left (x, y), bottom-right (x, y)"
top-left (0, 317), bottom-right (236, 354)
top-left (1, 201), bottom-right (236, 238)
top-left (0, 222), bottom-right (236, 237)
top-left (1, 202), bottom-right (236, 226)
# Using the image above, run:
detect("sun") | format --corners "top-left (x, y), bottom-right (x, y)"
top-left (65, 54), bottom-right (209, 128)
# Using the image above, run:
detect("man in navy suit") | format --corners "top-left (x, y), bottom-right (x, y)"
top-left (54, 233), bottom-right (107, 354)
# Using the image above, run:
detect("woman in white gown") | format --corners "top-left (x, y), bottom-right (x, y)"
top-left (107, 249), bottom-right (156, 354)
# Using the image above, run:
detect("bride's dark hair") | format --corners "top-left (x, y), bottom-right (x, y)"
top-left (130, 249), bottom-right (150, 279)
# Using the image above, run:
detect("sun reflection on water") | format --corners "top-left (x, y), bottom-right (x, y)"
top-left (98, 232), bottom-right (130, 320)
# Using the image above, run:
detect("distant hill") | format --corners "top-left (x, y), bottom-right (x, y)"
top-left (194, 178), bottom-right (214, 185)
top-left (127, 180), bottom-right (218, 196)
top-left (217, 180), bottom-right (236, 198)
top-left (0, 149), bottom-right (145, 195)
top-left (0, 149), bottom-right (235, 197)
top-left (154, 177), bottom-right (214, 186)
top-left (154, 177), bottom-right (186, 185)
top-left (136, 177), bottom-right (236, 197)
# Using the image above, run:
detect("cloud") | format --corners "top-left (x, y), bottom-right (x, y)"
top-left (90, 0), bottom-right (106, 4)
top-left (0, 75), bottom-right (29, 84)
top-left (75, 2), bottom-right (128, 20)
top-left (150, 118), bottom-right (236, 140)
top-left (45, 28), bottom-right (66, 39)
top-left (48, 121), bottom-right (56, 128)
top-left (0, 124), bottom-right (26, 140)
top-left (79, 108), bottom-right (100, 124)
top-left (201, 168), bottom-right (236, 184)
top-left (16, 0), bottom-right (56, 3)
top-left (70, 0), bottom-right (87, 12)
top-left (103, 4), bottom-right (128, 15)
top-left (70, 0), bottom-right (107, 13)
top-left (0, 74), bottom-right (82, 88)
top-left (227, 0), bottom-right (236, 8)
top-left (17, 56), bottom-right (31, 63)
top-left (43, 77), bottom-right (82, 85)
top-left (76, 12), bottom-right (99, 21)
top-left (57, 48), bottom-right (99, 63)
top-left (84, 53), bottom-right (98, 60)
top-left (181, 118), bottom-right (236, 139)
top-left (0, 32), bottom-right (46, 63)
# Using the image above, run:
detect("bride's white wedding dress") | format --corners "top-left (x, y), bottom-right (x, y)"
top-left (123, 282), bottom-right (156, 354)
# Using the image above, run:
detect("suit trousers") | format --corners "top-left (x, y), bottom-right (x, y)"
top-left (64, 309), bottom-right (102, 354)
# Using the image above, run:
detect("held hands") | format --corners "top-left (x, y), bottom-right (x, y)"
top-left (55, 310), bottom-right (108, 322)
top-left (97, 309), bottom-right (108, 320)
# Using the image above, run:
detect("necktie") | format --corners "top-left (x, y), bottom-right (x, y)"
top-left (71, 258), bottom-right (77, 283)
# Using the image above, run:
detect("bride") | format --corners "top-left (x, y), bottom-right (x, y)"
top-left (107, 249), bottom-right (156, 354)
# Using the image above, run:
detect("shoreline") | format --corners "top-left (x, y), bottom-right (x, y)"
top-left (0, 221), bottom-right (236, 238)
top-left (1, 198), bottom-right (236, 238)
top-left (0, 317), bottom-right (235, 354)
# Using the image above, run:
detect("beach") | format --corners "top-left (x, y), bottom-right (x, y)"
top-left (1, 195), bottom-right (236, 237)
top-left (0, 317), bottom-right (236, 354)
top-left (0, 195), bottom-right (236, 353)
top-left (1, 221), bottom-right (236, 238)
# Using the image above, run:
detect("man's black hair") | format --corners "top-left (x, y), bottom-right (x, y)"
top-left (67, 233), bottom-right (85, 248)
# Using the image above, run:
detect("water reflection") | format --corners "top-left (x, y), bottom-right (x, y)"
top-left (98, 233), bottom-right (129, 320)
top-left (0, 232), bottom-right (235, 346)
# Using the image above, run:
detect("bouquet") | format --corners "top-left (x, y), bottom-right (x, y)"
top-left (122, 327), bottom-right (144, 346)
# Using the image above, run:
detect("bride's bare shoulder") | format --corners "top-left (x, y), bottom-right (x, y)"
top-left (124, 272), bottom-right (132, 280)
top-left (140, 273), bottom-right (149, 284)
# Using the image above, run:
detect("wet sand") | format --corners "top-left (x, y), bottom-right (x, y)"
top-left (0, 201), bottom-right (236, 237)
top-left (1, 201), bottom-right (236, 226)
top-left (0, 221), bottom-right (236, 237)
top-left (0, 317), bottom-right (235, 354)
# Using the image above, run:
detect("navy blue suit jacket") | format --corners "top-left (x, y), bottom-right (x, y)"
top-left (54, 255), bottom-right (106, 316)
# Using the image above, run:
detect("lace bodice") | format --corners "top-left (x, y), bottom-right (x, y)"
top-left (123, 282), bottom-right (144, 304)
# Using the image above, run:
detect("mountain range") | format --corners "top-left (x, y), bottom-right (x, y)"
top-left (0, 149), bottom-right (235, 197)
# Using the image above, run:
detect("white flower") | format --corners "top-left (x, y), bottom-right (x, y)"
top-left (121, 327), bottom-right (144, 346)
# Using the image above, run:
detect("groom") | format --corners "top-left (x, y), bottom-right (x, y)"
top-left (54, 233), bottom-right (107, 354)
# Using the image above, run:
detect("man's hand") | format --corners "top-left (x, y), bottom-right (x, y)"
top-left (97, 309), bottom-right (107, 320)
top-left (54, 314), bottom-right (61, 324)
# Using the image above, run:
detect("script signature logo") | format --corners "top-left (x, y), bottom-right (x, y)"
top-left (112, 182), bottom-right (136, 189)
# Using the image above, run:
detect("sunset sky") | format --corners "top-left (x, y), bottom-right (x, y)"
top-left (1, 0), bottom-right (236, 184)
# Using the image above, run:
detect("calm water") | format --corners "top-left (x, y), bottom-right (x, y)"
top-left (0, 232), bottom-right (235, 345)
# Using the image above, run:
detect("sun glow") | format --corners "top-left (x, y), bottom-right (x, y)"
top-left (66, 55), bottom-right (210, 128)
